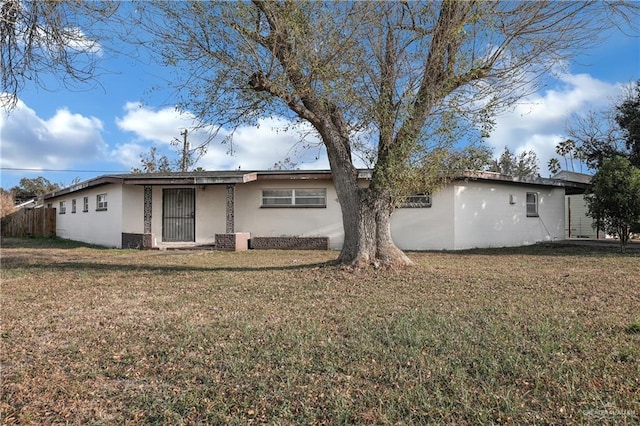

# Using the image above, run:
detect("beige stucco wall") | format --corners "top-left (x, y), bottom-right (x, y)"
top-left (150, 186), bottom-right (164, 246)
top-left (452, 181), bottom-right (565, 250)
top-left (142, 179), bottom-right (566, 250)
top-left (195, 185), bottom-right (227, 244)
top-left (149, 185), bottom-right (226, 246)
top-left (234, 179), bottom-right (345, 249)
top-left (52, 183), bottom-right (123, 247)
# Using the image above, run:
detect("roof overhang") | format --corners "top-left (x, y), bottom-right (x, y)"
top-left (460, 170), bottom-right (591, 193)
top-left (42, 168), bottom-right (589, 200)
top-left (44, 176), bottom-right (124, 200)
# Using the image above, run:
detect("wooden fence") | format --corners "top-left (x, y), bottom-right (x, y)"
top-left (1, 208), bottom-right (56, 238)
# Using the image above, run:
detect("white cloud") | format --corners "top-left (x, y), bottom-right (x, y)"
top-left (115, 102), bottom-right (198, 144)
top-left (0, 98), bottom-right (107, 170)
top-left (5, 69), bottom-right (618, 187)
top-left (113, 104), bottom-right (331, 170)
top-left (197, 117), bottom-right (329, 170)
top-left (486, 72), bottom-right (624, 176)
top-left (65, 27), bottom-right (102, 55)
top-left (110, 142), bottom-right (147, 168)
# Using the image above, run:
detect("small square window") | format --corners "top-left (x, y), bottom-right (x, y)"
top-left (526, 192), bottom-right (538, 217)
top-left (400, 194), bottom-right (432, 208)
top-left (83, 197), bottom-right (89, 212)
top-left (59, 201), bottom-right (66, 214)
top-left (71, 199), bottom-right (77, 214)
top-left (96, 193), bottom-right (107, 211)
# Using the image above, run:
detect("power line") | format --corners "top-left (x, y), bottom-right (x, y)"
top-left (1, 167), bottom-right (130, 173)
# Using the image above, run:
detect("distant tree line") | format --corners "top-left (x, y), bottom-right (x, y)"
top-left (0, 177), bottom-right (61, 217)
top-left (546, 80), bottom-right (640, 251)
top-left (548, 80), bottom-right (640, 174)
top-left (579, 81), bottom-right (640, 251)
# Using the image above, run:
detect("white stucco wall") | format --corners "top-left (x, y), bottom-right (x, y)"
top-left (390, 187), bottom-right (455, 250)
top-left (52, 184), bottom-right (123, 247)
top-left (452, 181), bottom-right (565, 250)
top-left (121, 185), bottom-right (144, 234)
top-left (234, 179), bottom-right (345, 249)
top-left (47, 176), bottom-right (568, 251)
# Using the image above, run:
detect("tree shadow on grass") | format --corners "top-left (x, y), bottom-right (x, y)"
top-left (409, 241), bottom-right (640, 257)
top-left (0, 237), bottom-right (111, 250)
top-left (1, 257), bottom-right (338, 274)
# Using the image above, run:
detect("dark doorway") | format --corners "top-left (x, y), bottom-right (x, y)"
top-left (162, 188), bottom-right (195, 242)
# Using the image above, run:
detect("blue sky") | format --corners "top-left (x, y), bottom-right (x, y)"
top-left (0, 16), bottom-right (638, 191)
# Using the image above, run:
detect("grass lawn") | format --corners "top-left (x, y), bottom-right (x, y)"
top-left (1, 238), bottom-right (639, 424)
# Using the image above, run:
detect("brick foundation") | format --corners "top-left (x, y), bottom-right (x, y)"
top-left (122, 233), bottom-right (155, 250)
top-left (215, 232), bottom-right (250, 251)
top-left (251, 236), bottom-right (329, 250)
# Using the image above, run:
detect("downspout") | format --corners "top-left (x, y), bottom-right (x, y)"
top-left (567, 196), bottom-right (571, 239)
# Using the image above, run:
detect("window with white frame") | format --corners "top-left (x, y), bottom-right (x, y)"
top-left (83, 196), bottom-right (89, 212)
top-left (400, 194), bottom-right (432, 208)
top-left (96, 193), bottom-right (108, 211)
top-left (71, 199), bottom-right (77, 213)
top-left (526, 192), bottom-right (538, 217)
top-left (59, 201), bottom-right (66, 214)
top-left (261, 188), bottom-right (326, 207)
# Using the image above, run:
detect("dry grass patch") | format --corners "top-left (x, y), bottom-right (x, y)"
top-left (1, 238), bottom-right (639, 424)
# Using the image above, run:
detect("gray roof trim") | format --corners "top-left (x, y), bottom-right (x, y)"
top-left (461, 170), bottom-right (591, 191)
top-left (552, 170), bottom-right (592, 184)
top-left (43, 176), bottom-right (124, 199)
top-left (42, 168), bottom-right (588, 200)
top-left (461, 170), bottom-right (562, 187)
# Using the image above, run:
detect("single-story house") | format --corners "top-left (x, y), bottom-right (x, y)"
top-left (42, 169), bottom-right (579, 251)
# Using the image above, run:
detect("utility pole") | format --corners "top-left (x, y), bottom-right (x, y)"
top-left (180, 129), bottom-right (189, 172)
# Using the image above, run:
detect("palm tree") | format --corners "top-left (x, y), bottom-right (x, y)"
top-left (548, 158), bottom-right (562, 175)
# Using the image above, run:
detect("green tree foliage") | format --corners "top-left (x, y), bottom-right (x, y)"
top-left (488, 147), bottom-right (539, 178)
top-left (585, 156), bottom-right (640, 251)
top-left (131, 132), bottom-right (206, 174)
top-left (547, 158), bottom-right (561, 175)
top-left (615, 80), bottom-right (640, 168)
top-left (555, 139), bottom-right (576, 171)
top-left (131, 146), bottom-right (172, 173)
top-left (10, 177), bottom-right (60, 201)
top-left (548, 138), bottom-right (588, 174)
top-left (565, 80), bottom-right (640, 170)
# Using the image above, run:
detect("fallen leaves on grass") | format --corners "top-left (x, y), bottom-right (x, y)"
top-left (1, 239), bottom-right (639, 424)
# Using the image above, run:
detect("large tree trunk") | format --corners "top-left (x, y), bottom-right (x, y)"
top-left (246, 1), bottom-right (418, 268)
top-left (336, 185), bottom-right (413, 267)
top-left (320, 127), bottom-right (412, 268)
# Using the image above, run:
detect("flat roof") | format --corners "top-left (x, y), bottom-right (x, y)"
top-left (43, 169), bottom-right (586, 199)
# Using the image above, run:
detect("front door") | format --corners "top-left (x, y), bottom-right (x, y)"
top-left (162, 188), bottom-right (195, 242)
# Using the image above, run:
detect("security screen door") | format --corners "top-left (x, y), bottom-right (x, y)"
top-left (162, 188), bottom-right (195, 242)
